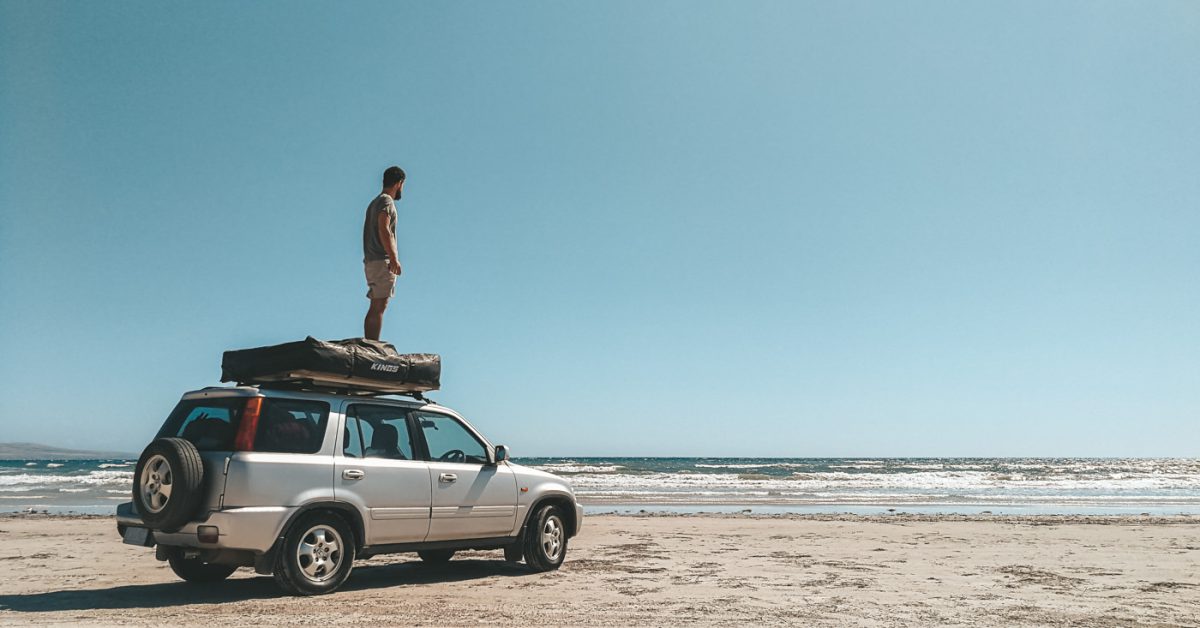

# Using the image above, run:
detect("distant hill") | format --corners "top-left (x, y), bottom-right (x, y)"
top-left (0, 442), bottom-right (135, 460)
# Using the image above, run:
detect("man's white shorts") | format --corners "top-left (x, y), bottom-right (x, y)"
top-left (364, 259), bottom-right (396, 299)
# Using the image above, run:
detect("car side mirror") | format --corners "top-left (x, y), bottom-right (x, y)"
top-left (493, 445), bottom-right (509, 464)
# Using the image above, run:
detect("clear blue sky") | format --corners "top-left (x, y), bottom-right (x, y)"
top-left (1, 1), bottom-right (1197, 457)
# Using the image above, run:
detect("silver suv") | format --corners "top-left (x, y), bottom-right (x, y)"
top-left (116, 385), bottom-right (582, 595)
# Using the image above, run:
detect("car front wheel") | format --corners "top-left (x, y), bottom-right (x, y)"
top-left (522, 504), bottom-right (567, 572)
top-left (272, 512), bottom-right (355, 596)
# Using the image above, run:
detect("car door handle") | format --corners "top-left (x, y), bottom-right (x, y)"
top-left (343, 469), bottom-right (365, 480)
top-left (439, 473), bottom-right (457, 483)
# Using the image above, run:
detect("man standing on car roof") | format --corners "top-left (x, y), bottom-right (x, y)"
top-left (362, 166), bottom-right (405, 340)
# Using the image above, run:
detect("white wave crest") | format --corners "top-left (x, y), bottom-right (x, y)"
top-left (533, 464), bottom-right (625, 474)
top-left (694, 463), bottom-right (810, 470)
top-left (0, 470), bottom-right (133, 488)
top-left (561, 468), bottom-right (1200, 504)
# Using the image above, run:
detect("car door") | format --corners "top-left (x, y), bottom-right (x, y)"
top-left (334, 402), bottom-right (431, 545)
top-left (415, 410), bottom-right (518, 541)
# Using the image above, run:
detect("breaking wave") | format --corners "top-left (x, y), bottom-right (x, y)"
top-left (521, 457), bottom-right (1200, 508)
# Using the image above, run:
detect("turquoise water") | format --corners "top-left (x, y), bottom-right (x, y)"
top-left (4, 457), bottom-right (1200, 515)
top-left (1, 459), bottom-right (136, 514)
top-left (518, 457), bottom-right (1200, 515)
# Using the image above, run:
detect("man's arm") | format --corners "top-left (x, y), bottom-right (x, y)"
top-left (377, 211), bottom-right (401, 275)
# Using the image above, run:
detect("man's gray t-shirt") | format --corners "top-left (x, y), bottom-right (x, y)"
top-left (362, 193), bottom-right (397, 262)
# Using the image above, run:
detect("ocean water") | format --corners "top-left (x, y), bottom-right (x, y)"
top-left (5, 458), bottom-right (1200, 516)
top-left (1, 459), bottom-right (137, 514)
top-left (518, 457), bottom-right (1200, 516)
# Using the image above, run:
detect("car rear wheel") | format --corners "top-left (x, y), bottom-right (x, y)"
top-left (272, 511), bottom-right (355, 596)
top-left (166, 547), bottom-right (238, 583)
top-left (416, 549), bottom-right (455, 564)
top-left (522, 504), bottom-right (567, 572)
top-left (133, 438), bottom-right (205, 532)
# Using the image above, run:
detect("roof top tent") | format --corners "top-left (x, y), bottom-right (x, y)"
top-left (220, 337), bottom-right (440, 396)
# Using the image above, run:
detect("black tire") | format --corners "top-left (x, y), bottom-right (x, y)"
top-left (522, 504), bottom-right (568, 572)
top-left (416, 549), bottom-right (455, 564)
top-left (166, 547), bottom-right (238, 583)
top-left (132, 438), bottom-right (205, 532)
top-left (272, 511), bottom-right (356, 596)
top-left (503, 542), bottom-right (523, 563)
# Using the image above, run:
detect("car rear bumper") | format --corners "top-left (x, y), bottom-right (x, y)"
top-left (116, 501), bottom-right (294, 554)
top-left (574, 502), bottom-right (584, 536)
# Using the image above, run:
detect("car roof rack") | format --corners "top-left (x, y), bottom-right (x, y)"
top-left (247, 380), bottom-right (437, 404)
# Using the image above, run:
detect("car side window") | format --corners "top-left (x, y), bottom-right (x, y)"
top-left (254, 399), bottom-right (330, 454)
top-left (347, 404), bottom-right (415, 460)
top-left (343, 412), bottom-right (363, 458)
top-left (416, 412), bottom-right (488, 464)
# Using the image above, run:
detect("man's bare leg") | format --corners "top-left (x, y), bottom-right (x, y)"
top-left (364, 297), bottom-right (389, 340)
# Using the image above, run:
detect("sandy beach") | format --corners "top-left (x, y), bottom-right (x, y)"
top-left (0, 514), bottom-right (1197, 626)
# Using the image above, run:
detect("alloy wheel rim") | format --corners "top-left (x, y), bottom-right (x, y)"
top-left (297, 525), bottom-right (344, 582)
top-left (139, 455), bottom-right (173, 513)
top-left (541, 515), bottom-right (563, 561)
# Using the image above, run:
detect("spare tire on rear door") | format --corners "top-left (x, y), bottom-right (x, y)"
top-left (132, 437), bottom-right (206, 532)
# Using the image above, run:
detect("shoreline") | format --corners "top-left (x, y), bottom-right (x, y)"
top-left (7, 457), bottom-right (1199, 522)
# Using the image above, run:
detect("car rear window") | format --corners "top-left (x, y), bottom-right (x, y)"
top-left (157, 398), bottom-right (246, 451)
top-left (156, 397), bottom-right (329, 453)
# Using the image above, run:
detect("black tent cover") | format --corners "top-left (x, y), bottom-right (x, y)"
top-left (221, 337), bottom-right (440, 394)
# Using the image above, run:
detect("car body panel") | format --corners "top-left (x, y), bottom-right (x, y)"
top-left (425, 461), bottom-right (519, 540)
top-left (117, 501), bottom-right (293, 554)
top-left (197, 450), bottom-right (230, 513)
top-left (507, 463), bottom-right (581, 535)
top-left (222, 451), bottom-right (335, 509)
top-left (335, 454), bottom-right (432, 543)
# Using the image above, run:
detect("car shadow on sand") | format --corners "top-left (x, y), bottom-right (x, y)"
top-left (0, 558), bottom-right (533, 613)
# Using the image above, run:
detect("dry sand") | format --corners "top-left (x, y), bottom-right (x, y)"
top-left (1, 513), bottom-right (1198, 626)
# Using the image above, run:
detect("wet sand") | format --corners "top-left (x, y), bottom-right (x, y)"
top-left (1, 513), bottom-right (1198, 626)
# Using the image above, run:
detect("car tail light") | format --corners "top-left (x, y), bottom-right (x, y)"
top-left (233, 397), bottom-right (263, 451)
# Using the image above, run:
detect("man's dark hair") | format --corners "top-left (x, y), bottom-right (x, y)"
top-left (383, 166), bottom-right (406, 188)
